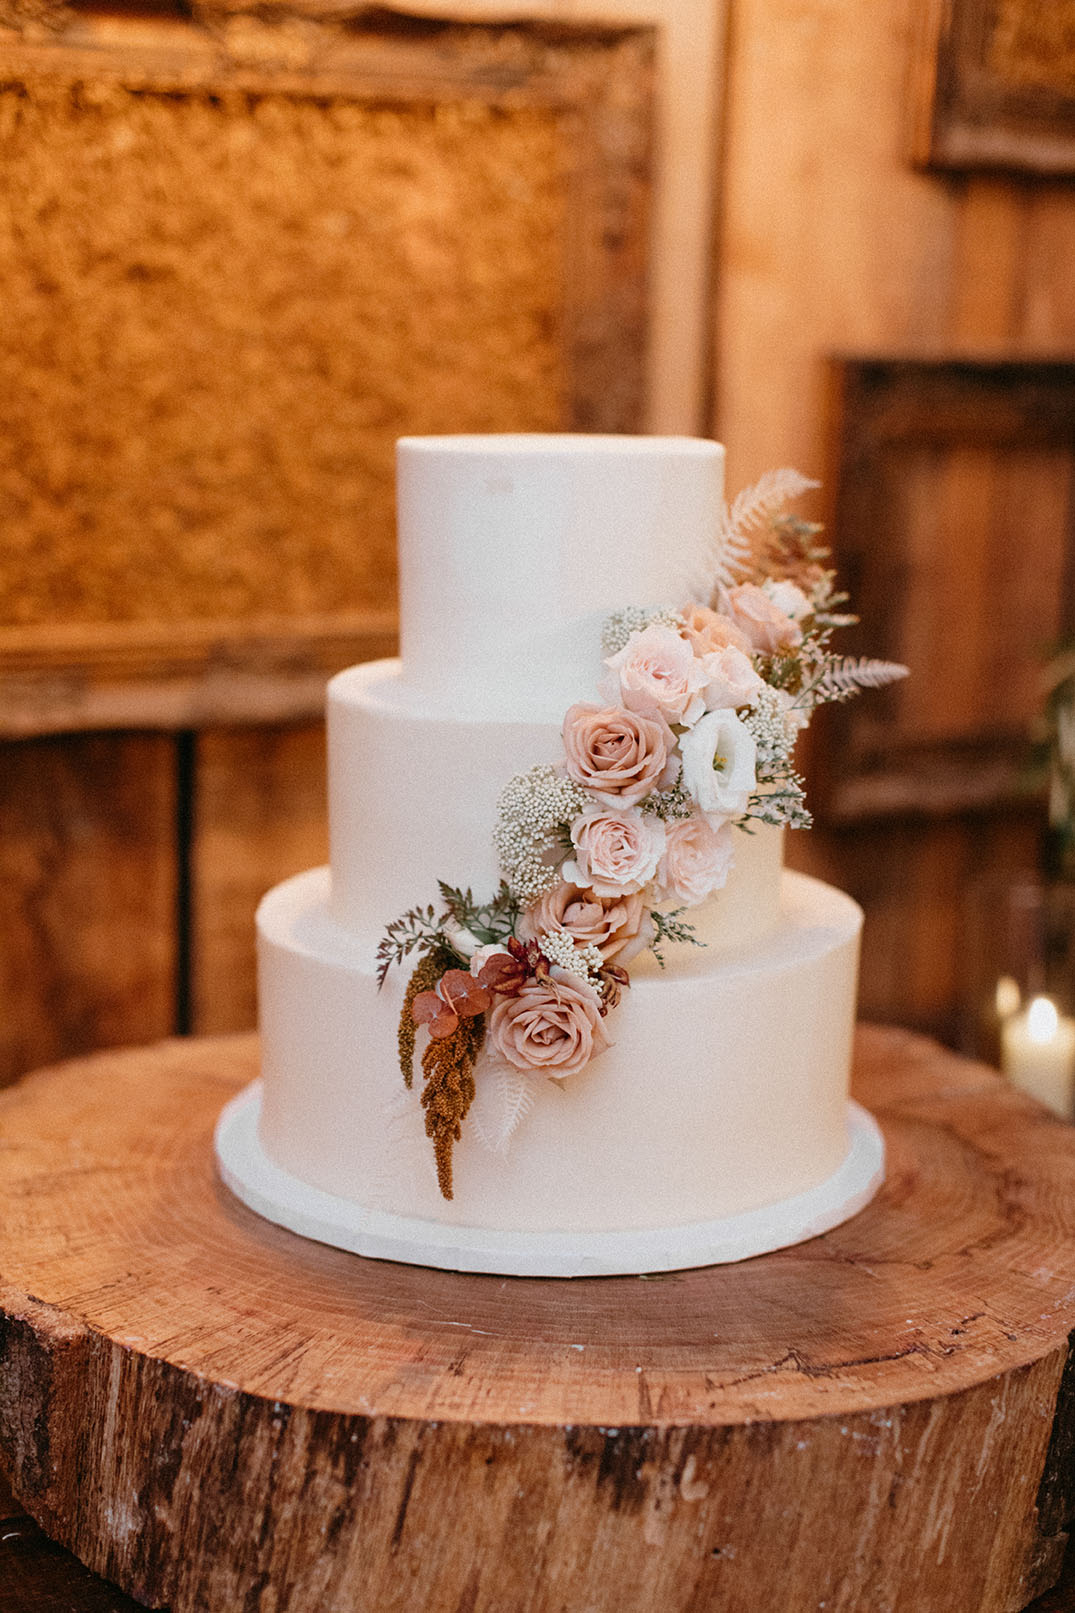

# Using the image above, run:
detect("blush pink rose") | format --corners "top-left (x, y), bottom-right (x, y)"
top-left (723, 583), bottom-right (802, 655)
top-left (562, 702), bottom-right (672, 806)
top-left (658, 813), bottom-right (735, 906)
top-left (699, 644), bottom-right (766, 710)
top-left (564, 805), bottom-right (666, 898)
top-left (488, 966), bottom-right (611, 1077)
top-left (679, 602), bottom-right (751, 657)
top-left (602, 623), bottom-right (708, 728)
top-left (519, 880), bottom-right (649, 964)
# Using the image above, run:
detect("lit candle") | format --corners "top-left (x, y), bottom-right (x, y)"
top-left (1001, 995), bottom-right (1075, 1119)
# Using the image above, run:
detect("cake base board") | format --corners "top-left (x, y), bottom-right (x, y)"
top-left (5, 1028), bottom-right (1075, 1613)
top-left (214, 1081), bottom-right (885, 1277)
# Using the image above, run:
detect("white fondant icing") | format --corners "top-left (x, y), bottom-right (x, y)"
top-left (216, 1089), bottom-right (884, 1278)
top-left (396, 435), bottom-right (724, 713)
top-left (254, 866), bottom-right (863, 1235)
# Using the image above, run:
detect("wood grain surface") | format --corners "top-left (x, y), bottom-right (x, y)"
top-left (0, 734), bottom-right (178, 1086)
top-left (2, 1026), bottom-right (1075, 1611)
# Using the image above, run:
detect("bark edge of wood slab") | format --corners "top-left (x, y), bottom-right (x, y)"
top-left (1, 1026), bottom-right (1075, 1613)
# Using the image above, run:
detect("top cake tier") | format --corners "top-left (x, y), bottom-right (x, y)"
top-left (395, 435), bottom-right (724, 719)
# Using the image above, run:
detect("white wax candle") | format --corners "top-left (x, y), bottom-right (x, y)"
top-left (1001, 996), bottom-right (1075, 1119)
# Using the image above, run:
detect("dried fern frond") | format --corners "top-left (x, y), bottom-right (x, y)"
top-left (471, 1061), bottom-right (535, 1156)
top-left (711, 468), bottom-right (820, 596)
top-left (811, 656), bottom-right (909, 702)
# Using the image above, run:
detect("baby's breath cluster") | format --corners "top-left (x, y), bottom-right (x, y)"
top-left (742, 684), bottom-right (797, 773)
top-left (537, 930), bottom-right (605, 988)
top-left (601, 605), bottom-right (684, 657)
top-left (493, 765), bottom-right (587, 903)
top-left (741, 686), bottom-right (812, 830)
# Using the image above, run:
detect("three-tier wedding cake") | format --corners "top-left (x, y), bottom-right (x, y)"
top-left (215, 434), bottom-right (890, 1276)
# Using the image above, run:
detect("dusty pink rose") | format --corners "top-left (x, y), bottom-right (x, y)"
top-left (602, 623), bottom-right (708, 727)
top-left (561, 702), bottom-right (672, 806)
top-left (488, 966), bottom-right (611, 1078)
top-left (699, 644), bottom-right (766, 710)
top-left (723, 583), bottom-right (802, 655)
top-left (658, 813), bottom-right (735, 906)
top-left (679, 602), bottom-right (751, 657)
top-left (519, 880), bottom-right (649, 964)
top-left (564, 805), bottom-right (666, 898)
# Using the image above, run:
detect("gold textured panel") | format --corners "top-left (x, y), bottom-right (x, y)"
top-left (0, 82), bottom-right (565, 625)
top-left (0, 15), bottom-right (653, 641)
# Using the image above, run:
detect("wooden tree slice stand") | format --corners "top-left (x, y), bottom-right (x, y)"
top-left (3, 1028), bottom-right (1075, 1613)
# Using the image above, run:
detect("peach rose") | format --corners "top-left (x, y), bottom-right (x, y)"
top-left (562, 702), bottom-right (672, 806)
top-left (602, 623), bottom-right (708, 727)
top-left (658, 813), bottom-right (735, 906)
top-left (699, 644), bottom-right (765, 710)
top-left (564, 805), bottom-right (666, 898)
top-left (488, 966), bottom-right (611, 1077)
top-left (519, 880), bottom-right (649, 964)
top-left (723, 583), bottom-right (802, 655)
top-left (679, 602), bottom-right (751, 657)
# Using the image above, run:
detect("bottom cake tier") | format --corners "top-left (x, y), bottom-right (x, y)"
top-left (217, 866), bottom-right (882, 1277)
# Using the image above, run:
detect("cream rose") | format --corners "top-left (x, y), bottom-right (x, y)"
top-left (699, 645), bottom-right (765, 711)
top-left (679, 602), bottom-right (751, 657)
top-left (679, 709), bottom-right (758, 822)
top-left (657, 813), bottom-right (735, 906)
top-left (602, 623), bottom-right (708, 727)
top-left (723, 583), bottom-right (803, 654)
top-left (763, 578), bottom-right (813, 622)
top-left (488, 966), bottom-right (611, 1077)
top-left (519, 880), bottom-right (649, 963)
top-left (561, 703), bottom-right (672, 807)
top-left (564, 804), bottom-right (666, 898)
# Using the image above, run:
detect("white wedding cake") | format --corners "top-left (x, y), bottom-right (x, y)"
top-left (215, 435), bottom-right (890, 1277)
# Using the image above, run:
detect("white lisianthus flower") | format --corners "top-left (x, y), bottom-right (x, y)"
top-left (679, 709), bottom-right (758, 823)
top-left (763, 579), bottom-right (813, 622)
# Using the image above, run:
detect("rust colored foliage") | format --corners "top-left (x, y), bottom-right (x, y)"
top-left (421, 1014), bottom-right (484, 1200)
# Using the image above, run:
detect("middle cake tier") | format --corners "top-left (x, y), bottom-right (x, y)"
top-left (328, 658), bottom-right (786, 950)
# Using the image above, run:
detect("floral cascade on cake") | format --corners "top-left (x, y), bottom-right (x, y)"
top-left (376, 468), bottom-right (907, 1198)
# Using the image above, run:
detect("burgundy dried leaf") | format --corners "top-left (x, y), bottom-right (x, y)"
top-left (476, 953), bottom-right (529, 996)
top-left (438, 969), bottom-right (491, 1018)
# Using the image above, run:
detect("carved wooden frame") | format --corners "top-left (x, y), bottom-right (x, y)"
top-left (909, 0), bottom-right (1075, 175)
top-left (0, 7), bottom-right (655, 735)
top-left (818, 356), bottom-right (1075, 823)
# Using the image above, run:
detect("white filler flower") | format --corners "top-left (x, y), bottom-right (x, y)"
top-left (679, 708), bottom-right (758, 822)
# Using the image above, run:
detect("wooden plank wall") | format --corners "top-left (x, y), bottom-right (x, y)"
top-left (714, 0), bottom-right (1075, 1044)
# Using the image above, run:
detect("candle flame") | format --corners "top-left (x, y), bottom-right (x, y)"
top-left (1028, 995), bottom-right (1060, 1043)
